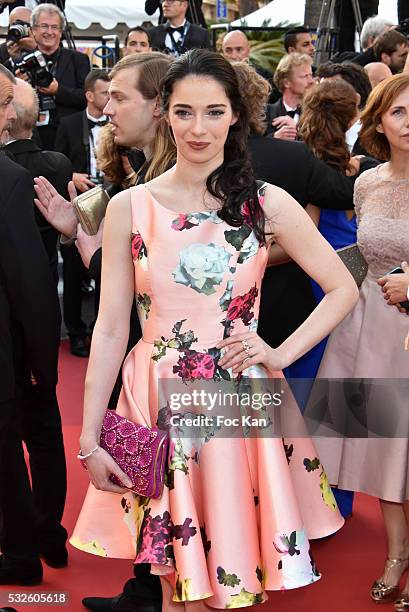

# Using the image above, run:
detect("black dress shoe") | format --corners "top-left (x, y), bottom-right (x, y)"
top-left (82, 593), bottom-right (161, 612)
top-left (0, 554), bottom-right (42, 586)
top-left (40, 546), bottom-right (68, 568)
top-left (70, 336), bottom-right (89, 358)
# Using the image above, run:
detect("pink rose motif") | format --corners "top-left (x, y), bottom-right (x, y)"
top-left (173, 350), bottom-right (216, 382)
top-left (131, 232), bottom-right (146, 261)
top-left (241, 201), bottom-right (252, 226)
top-left (226, 285), bottom-right (258, 325)
top-left (227, 295), bottom-right (246, 321)
top-left (171, 213), bottom-right (196, 231)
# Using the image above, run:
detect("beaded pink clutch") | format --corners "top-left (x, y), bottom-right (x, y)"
top-left (100, 410), bottom-right (168, 498)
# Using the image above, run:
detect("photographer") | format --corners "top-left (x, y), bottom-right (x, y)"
top-left (24, 2), bottom-right (90, 151)
top-left (0, 7), bottom-right (36, 67)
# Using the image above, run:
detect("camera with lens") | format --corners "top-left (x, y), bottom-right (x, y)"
top-left (14, 50), bottom-right (56, 111)
top-left (7, 22), bottom-right (31, 44)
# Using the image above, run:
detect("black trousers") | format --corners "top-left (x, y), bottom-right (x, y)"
top-left (399, 0), bottom-right (409, 22)
top-left (0, 384), bottom-right (67, 560)
top-left (335, 0), bottom-right (379, 52)
top-left (60, 242), bottom-right (90, 338)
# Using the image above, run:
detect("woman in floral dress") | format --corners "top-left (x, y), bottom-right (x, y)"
top-left (71, 50), bottom-right (358, 610)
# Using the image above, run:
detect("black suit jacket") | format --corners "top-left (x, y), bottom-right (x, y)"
top-left (37, 46), bottom-right (90, 150)
top-left (0, 154), bottom-right (60, 404)
top-left (53, 47), bottom-right (90, 121)
top-left (3, 139), bottom-right (72, 275)
top-left (247, 134), bottom-right (377, 348)
top-left (267, 98), bottom-right (300, 136)
top-left (149, 22), bottom-right (210, 54)
top-left (54, 110), bottom-right (88, 174)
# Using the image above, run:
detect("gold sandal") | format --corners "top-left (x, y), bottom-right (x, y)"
top-left (371, 558), bottom-right (408, 603)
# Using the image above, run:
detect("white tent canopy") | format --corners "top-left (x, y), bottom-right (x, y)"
top-left (231, 0), bottom-right (398, 28)
top-left (0, 0), bottom-right (154, 29)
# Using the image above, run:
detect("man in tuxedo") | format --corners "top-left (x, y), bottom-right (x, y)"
top-left (0, 76), bottom-right (69, 574)
top-left (54, 69), bottom-right (109, 357)
top-left (269, 52), bottom-right (314, 140)
top-left (0, 64), bottom-right (61, 586)
top-left (145, 0), bottom-right (206, 28)
top-left (149, 0), bottom-right (210, 56)
top-left (30, 2), bottom-right (90, 150)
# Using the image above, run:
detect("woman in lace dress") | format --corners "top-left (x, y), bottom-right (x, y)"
top-left (315, 74), bottom-right (409, 610)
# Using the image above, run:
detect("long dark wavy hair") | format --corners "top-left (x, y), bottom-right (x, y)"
top-left (160, 49), bottom-right (265, 243)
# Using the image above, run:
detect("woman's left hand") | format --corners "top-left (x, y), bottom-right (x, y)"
top-left (217, 332), bottom-right (287, 374)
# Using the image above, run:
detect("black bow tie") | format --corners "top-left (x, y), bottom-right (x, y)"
top-left (286, 107), bottom-right (301, 119)
top-left (88, 118), bottom-right (108, 130)
top-left (168, 25), bottom-right (185, 35)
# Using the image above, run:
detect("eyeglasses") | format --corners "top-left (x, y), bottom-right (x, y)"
top-left (34, 23), bottom-right (61, 32)
top-left (160, 0), bottom-right (186, 4)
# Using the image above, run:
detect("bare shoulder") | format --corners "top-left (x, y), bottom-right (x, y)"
top-left (261, 182), bottom-right (302, 220)
top-left (104, 188), bottom-right (132, 229)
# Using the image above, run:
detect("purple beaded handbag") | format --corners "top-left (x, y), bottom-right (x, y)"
top-left (100, 410), bottom-right (168, 498)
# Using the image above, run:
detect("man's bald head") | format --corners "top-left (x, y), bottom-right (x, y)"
top-left (222, 30), bottom-right (250, 61)
top-left (8, 78), bottom-right (39, 140)
top-left (365, 62), bottom-right (392, 88)
top-left (9, 6), bottom-right (32, 25)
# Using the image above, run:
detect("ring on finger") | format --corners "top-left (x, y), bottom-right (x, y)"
top-left (242, 339), bottom-right (251, 354)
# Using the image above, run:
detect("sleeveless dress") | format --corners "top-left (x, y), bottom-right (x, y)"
top-left (315, 166), bottom-right (409, 502)
top-left (71, 183), bottom-right (344, 608)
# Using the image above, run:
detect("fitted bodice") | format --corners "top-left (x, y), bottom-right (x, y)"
top-left (355, 166), bottom-right (409, 277)
top-left (130, 184), bottom-right (268, 351)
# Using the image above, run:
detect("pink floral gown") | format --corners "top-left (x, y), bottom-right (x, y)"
top-left (71, 183), bottom-right (344, 608)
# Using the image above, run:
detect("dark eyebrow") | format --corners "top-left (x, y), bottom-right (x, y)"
top-left (173, 103), bottom-right (228, 109)
top-left (390, 105), bottom-right (405, 110)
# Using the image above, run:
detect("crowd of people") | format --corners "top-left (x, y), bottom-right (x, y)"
top-left (1, 1), bottom-right (409, 612)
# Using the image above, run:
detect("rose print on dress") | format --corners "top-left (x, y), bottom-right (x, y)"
top-left (173, 243), bottom-right (231, 295)
top-left (171, 210), bottom-right (223, 231)
top-left (131, 232), bottom-right (147, 261)
top-left (152, 320), bottom-right (198, 362)
top-left (220, 283), bottom-right (259, 336)
top-left (136, 293), bottom-right (151, 320)
top-left (136, 508), bottom-right (173, 564)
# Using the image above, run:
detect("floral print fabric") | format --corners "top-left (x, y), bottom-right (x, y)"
top-left (71, 184), bottom-right (344, 608)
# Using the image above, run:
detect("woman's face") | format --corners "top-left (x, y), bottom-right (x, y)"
top-left (167, 75), bottom-right (237, 165)
top-left (378, 85), bottom-right (409, 154)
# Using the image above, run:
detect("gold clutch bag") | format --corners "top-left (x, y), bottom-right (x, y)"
top-left (72, 185), bottom-right (110, 236)
top-left (336, 243), bottom-right (368, 288)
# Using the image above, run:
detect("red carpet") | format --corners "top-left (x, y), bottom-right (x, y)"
top-left (0, 341), bottom-right (389, 611)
